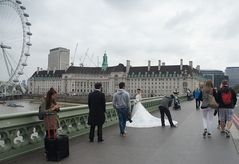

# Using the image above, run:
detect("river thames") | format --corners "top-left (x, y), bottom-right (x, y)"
top-left (0, 99), bottom-right (82, 115)
top-left (0, 99), bottom-right (39, 115)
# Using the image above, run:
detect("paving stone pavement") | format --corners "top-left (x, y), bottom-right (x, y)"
top-left (3, 101), bottom-right (239, 164)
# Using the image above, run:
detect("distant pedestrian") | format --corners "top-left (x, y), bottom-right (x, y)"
top-left (173, 89), bottom-right (179, 95)
top-left (200, 80), bottom-right (217, 138)
top-left (87, 82), bottom-right (106, 142)
top-left (113, 82), bottom-right (131, 137)
top-left (216, 80), bottom-right (237, 138)
top-left (172, 90), bottom-right (181, 110)
top-left (193, 88), bottom-right (202, 110)
top-left (159, 95), bottom-right (177, 128)
top-left (186, 89), bottom-right (192, 101)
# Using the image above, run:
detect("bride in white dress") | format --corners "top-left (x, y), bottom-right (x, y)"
top-left (127, 89), bottom-right (177, 128)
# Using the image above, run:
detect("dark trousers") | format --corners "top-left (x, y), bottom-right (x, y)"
top-left (89, 125), bottom-right (103, 141)
top-left (159, 106), bottom-right (174, 126)
top-left (195, 99), bottom-right (200, 108)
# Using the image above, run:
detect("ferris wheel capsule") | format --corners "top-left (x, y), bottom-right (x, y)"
top-left (20, 6), bottom-right (26, 10)
top-left (22, 63), bottom-right (27, 66)
top-left (18, 71), bottom-right (23, 75)
top-left (23, 13), bottom-right (29, 17)
top-left (27, 32), bottom-right (32, 36)
top-left (26, 22), bottom-right (31, 26)
top-left (26, 42), bottom-right (32, 46)
top-left (24, 53), bottom-right (30, 56)
top-left (16, 0), bottom-right (22, 4)
top-left (13, 79), bottom-right (19, 83)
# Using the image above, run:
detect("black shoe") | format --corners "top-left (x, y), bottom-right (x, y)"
top-left (162, 124), bottom-right (165, 127)
top-left (89, 140), bottom-right (94, 143)
top-left (225, 130), bottom-right (230, 138)
top-left (203, 129), bottom-right (207, 137)
top-left (207, 133), bottom-right (212, 138)
top-left (170, 124), bottom-right (177, 128)
top-left (98, 139), bottom-right (104, 142)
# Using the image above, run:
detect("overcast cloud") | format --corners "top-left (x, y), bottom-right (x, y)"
top-left (1, 0), bottom-right (239, 81)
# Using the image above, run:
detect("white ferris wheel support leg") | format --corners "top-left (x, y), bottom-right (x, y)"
top-left (0, 43), bottom-right (13, 78)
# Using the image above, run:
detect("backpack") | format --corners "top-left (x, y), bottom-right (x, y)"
top-left (38, 101), bottom-right (46, 120)
top-left (221, 91), bottom-right (232, 105)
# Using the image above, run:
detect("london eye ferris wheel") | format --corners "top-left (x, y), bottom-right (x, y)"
top-left (0, 0), bottom-right (32, 95)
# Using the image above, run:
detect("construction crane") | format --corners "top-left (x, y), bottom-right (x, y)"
top-left (80, 48), bottom-right (89, 67)
top-left (79, 48), bottom-right (99, 67)
top-left (86, 53), bottom-right (98, 67)
top-left (71, 43), bottom-right (78, 66)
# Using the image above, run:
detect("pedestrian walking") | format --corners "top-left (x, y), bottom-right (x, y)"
top-left (200, 80), bottom-right (217, 138)
top-left (216, 80), bottom-right (237, 138)
top-left (112, 82), bottom-right (131, 137)
top-left (193, 88), bottom-right (202, 110)
top-left (88, 83), bottom-right (106, 142)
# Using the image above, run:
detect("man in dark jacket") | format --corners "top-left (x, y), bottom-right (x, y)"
top-left (217, 80), bottom-right (237, 138)
top-left (159, 95), bottom-right (177, 127)
top-left (88, 83), bottom-right (106, 142)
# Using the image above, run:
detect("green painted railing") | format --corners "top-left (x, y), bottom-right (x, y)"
top-left (0, 96), bottom-right (163, 162)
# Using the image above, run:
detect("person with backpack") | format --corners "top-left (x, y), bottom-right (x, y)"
top-left (43, 88), bottom-right (69, 161)
top-left (200, 80), bottom-right (217, 138)
top-left (216, 80), bottom-right (237, 138)
top-left (43, 88), bottom-right (61, 138)
top-left (193, 88), bottom-right (202, 110)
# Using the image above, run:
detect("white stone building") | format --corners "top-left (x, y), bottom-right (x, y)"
top-left (61, 64), bottom-right (126, 96)
top-left (28, 57), bottom-right (203, 97)
top-left (126, 59), bottom-right (202, 97)
top-left (28, 69), bottom-right (64, 95)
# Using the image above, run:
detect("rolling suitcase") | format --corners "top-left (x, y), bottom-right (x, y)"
top-left (44, 113), bottom-right (69, 161)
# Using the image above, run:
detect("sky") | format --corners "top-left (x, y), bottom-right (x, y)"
top-left (1, 0), bottom-right (239, 81)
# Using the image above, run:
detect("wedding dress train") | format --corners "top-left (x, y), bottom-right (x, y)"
top-left (126, 94), bottom-right (177, 128)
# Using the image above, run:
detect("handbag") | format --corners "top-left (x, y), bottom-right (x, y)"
top-left (208, 95), bottom-right (219, 109)
top-left (38, 101), bottom-right (46, 120)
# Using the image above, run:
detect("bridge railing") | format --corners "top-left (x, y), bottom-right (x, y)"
top-left (0, 96), bottom-right (163, 162)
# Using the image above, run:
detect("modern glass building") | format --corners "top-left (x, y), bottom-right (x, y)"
top-left (225, 67), bottom-right (239, 88)
top-left (200, 70), bottom-right (228, 89)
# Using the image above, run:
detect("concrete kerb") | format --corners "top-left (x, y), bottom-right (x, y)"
top-left (231, 124), bottom-right (239, 154)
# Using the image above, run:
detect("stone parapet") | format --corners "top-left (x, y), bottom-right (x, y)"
top-left (0, 97), bottom-right (162, 162)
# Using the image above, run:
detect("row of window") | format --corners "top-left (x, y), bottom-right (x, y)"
top-left (129, 78), bottom-right (180, 81)
top-left (129, 82), bottom-right (180, 85)
top-left (129, 89), bottom-right (175, 94)
top-left (130, 85), bottom-right (179, 89)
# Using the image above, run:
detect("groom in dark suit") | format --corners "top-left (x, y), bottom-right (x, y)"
top-left (88, 82), bottom-right (106, 142)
